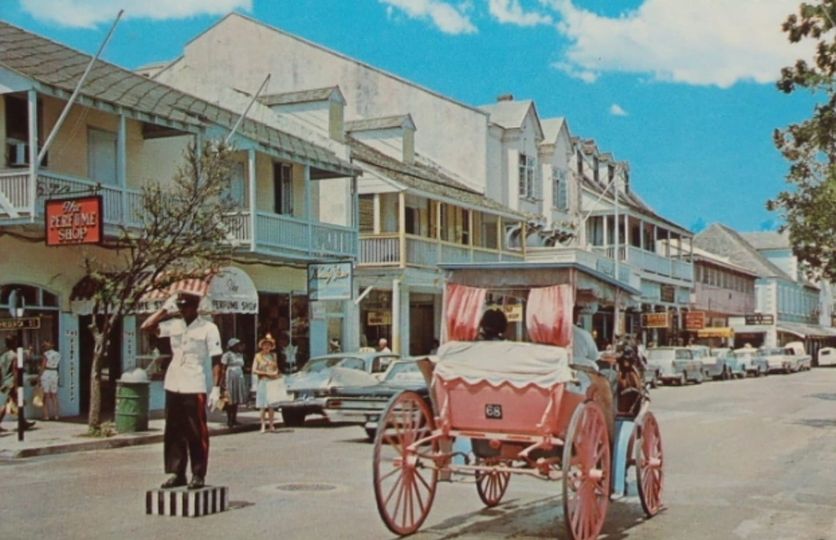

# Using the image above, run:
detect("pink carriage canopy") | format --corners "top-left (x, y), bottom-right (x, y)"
top-left (443, 283), bottom-right (573, 347)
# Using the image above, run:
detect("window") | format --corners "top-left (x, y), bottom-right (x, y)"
top-left (576, 150), bottom-right (583, 176)
top-left (273, 162), bottom-right (293, 215)
top-left (405, 206), bottom-right (418, 235)
top-left (518, 153), bottom-right (536, 200)
top-left (608, 164), bottom-right (615, 182)
top-left (359, 195), bottom-right (374, 233)
top-left (223, 162), bottom-right (246, 207)
top-left (552, 167), bottom-right (568, 210)
top-left (593, 156), bottom-right (599, 183)
top-left (88, 128), bottom-right (117, 185)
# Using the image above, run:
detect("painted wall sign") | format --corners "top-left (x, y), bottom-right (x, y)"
top-left (485, 304), bottom-right (523, 322)
top-left (660, 284), bottom-right (676, 303)
top-left (642, 312), bottom-right (670, 329)
top-left (367, 310), bottom-right (392, 326)
top-left (0, 317), bottom-right (41, 331)
top-left (685, 311), bottom-right (706, 330)
top-left (744, 313), bottom-right (774, 325)
top-left (308, 262), bottom-right (353, 301)
top-left (45, 196), bottom-right (103, 246)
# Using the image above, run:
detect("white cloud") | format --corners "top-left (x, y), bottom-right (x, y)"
top-left (551, 60), bottom-right (597, 83)
top-left (542, 0), bottom-right (818, 88)
top-left (18, 0), bottom-right (252, 28)
top-left (381, 0), bottom-right (477, 35)
top-left (488, 0), bottom-right (552, 26)
top-left (609, 103), bottom-right (628, 116)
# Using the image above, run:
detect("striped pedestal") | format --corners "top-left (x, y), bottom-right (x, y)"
top-left (146, 486), bottom-right (228, 517)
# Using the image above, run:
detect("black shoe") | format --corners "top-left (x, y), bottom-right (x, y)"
top-left (23, 420), bottom-right (36, 430)
top-left (161, 474), bottom-right (187, 489)
top-left (188, 476), bottom-right (205, 489)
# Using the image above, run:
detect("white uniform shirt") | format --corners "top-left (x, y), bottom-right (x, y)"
top-left (44, 349), bottom-right (61, 369)
top-left (572, 325), bottom-right (599, 369)
top-left (159, 317), bottom-right (222, 394)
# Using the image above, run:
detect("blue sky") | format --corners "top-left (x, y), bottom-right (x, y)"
top-left (2, 0), bottom-right (821, 233)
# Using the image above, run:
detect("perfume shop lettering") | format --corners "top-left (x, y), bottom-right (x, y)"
top-left (45, 196), bottom-right (103, 246)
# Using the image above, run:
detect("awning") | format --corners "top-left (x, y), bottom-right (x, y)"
top-left (776, 321), bottom-right (836, 339)
top-left (697, 327), bottom-right (733, 338)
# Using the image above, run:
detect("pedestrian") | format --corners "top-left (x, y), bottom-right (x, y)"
top-left (572, 306), bottom-right (599, 369)
top-left (430, 339), bottom-right (440, 354)
top-left (220, 337), bottom-right (247, 428)
top-left (479, 309), bottom-right (508, 341)
top-left (39, 339), bottom-right (60, 420)
top-left (253, 335), bottom-right (280, 433)
top-left (377, 338), bottom-right (391, 353)
top-left (0, 335), bottom-right (35, 432)
top-left (141, 292), bottom-right (222, 490)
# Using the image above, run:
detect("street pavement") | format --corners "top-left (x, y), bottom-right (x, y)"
top-left (3, 369), bottom-right (836, 539)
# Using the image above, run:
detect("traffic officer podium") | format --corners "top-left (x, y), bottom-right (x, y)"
top-left (146, 485), bottom-right (228, 517)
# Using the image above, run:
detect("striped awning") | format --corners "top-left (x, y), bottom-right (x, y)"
top-left (136, 275), bottom-right (213, 313)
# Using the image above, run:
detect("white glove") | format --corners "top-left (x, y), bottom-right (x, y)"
top-left (162, 294), bottom-right (180, 315)
top-left (208, 386), bottom-right (221, 409)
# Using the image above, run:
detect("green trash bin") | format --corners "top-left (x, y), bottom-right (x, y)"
top-left (115, 377), bottom-right (150, 433)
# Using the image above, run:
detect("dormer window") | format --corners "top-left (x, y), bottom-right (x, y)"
top-left (576, 150), bottom-right (583, 176)
top-left (593, 156), bottom-right (599, 183)
top-left (518, 153), bottom-right (537, 200)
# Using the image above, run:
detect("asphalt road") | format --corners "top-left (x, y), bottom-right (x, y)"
top-left (3, 369), bottom-right (836, 540)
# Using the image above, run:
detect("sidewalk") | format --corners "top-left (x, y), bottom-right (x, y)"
top-left (0, 408), bottom-right (267, 460)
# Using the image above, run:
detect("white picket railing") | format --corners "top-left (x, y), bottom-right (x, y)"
top-left (360, 233), bottom-right (520, 266)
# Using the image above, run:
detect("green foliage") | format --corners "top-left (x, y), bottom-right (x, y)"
top-left (772, 0), bottom-right (836, 281)
top-left (85, 421), bottom-right (117, 438)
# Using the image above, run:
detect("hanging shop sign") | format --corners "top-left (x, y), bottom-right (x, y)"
top-left (308, 262), bottom-right (353, 301)
top-left (642, 312), bottom-right (670, 329)
top-left (367, 310), bottom-right (392, 326)
top-left (45, 196), bottom-right (103, 246)
top-left (485, 304), bottom-right (523, 322)
top-left (0, 317), bottom-right (41, 331)
top-left (685, 311), bottom-right (706, 330)
top-left (744, 313), bottom-right (774, 326)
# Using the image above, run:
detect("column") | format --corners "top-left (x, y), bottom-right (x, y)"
top-left (398, 283), bottom-right (410, 355)
top-left (603, 215), bottom-right (609, 247)
top-left (398, 191), bottom-right (406, 268)
top-left (392, 279), bottom-right (400, 354)
top-left (342, 281), bottom-right (361, 352)
top-left (372, 193), bottom-right (381, 234)
top-left (27, 89), bottom-right (38, 219)
top-left (117, 114), bottom-right (127, 223)
top-left (639, 219), bottom-right (645, 250)
top-left (248, 148), bottom-right (257, 251)
top-left (305, 164), bottom-right (313, 254)
top-left (467, 209), bottom-right (474, 261)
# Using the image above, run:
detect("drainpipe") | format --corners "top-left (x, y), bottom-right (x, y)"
top-left (392, 278), bottom-right (401, 354)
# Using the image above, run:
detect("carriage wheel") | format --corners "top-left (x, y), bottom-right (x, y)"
top-left (373, 391), bottom-right (439, 535)
top-left (475, 459), bottom-right (511, 507)
top-left (636, 411), bottom-right (664, 517)
top-left (562, 401), bottom-right (611, 540)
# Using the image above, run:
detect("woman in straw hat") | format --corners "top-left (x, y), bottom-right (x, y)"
top-left (253, 335), bottom-right (280, 432)
top-left (220, 337), bottom-right (247, 427)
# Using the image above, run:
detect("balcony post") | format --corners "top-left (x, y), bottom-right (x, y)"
top-left (496, 217), bottom-right (502, 261)
top-left (305, 165), bottom-right (313, 254)
top-left (467, 209), bottom-right (474, 261)
top-left (639, 218), bottom-right (645, 251)
top-left (435, 200), bottom-right (442, 264)
top-left (27, 89), bottom-right (38, 220)
top-left (117, 113), bottom-right (127, 224)
top-left (248, 148), bottom-right (256, 251)
top-left (398, 191), bottom-right (406, 268)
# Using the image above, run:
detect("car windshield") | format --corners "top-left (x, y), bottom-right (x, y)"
top-left (384, 362), bottom-right (425, 384)
top-left (733, 350), bottom-right (754, 359)
top-left (302, 356), bottom-right (367, 373)
top-left (710, 348), bottom-right (730, 358)
top-left (689, 348), bottom-right (706, 358)
top-left (759, 348), bottom-right (783, 356)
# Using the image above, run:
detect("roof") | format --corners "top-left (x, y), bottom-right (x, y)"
top-left (777, 321), bottom-right (836, 338)
top-left (258, 86), bottom-right (344, 107)
top-left (540, 117), bottom-right (566, 144)
top-left (740, 231), bottom-right (790, 251)
top-left (0, 21), bottom-right (358, 177)
top-left (694, 224), bottom-right (791, 279)
top-left (348, 138), bottom-right (527, 220)
top-left (346, 114), bottom-right (415, 133)
top-left (478, 99), bottom-right (536, 130)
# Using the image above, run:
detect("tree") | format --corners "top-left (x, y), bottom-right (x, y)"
top-left (771, 0), bottom-right (836, 281)
top-left (83, 140), bottom-right (236, 430)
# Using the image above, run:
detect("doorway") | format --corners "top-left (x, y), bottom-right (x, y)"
top-left (78, 316), bottom-right (122, 417)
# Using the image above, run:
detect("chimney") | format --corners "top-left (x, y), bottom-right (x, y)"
top-left (497, 93), bottom-right (514, 102)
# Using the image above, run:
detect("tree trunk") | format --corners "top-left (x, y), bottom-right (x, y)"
top-left (87, 328), bottom-right (107, 429)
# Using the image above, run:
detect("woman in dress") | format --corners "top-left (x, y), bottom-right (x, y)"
top-left (253, 335), bottom-right (280, 433)
top-left (220, 337), bottom-right (247, 428)
top-left (39, 339), bottom-right (61, 420)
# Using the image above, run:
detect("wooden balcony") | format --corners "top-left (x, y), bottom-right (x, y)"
top-left (592, 245), bottom-right (693, 284)
top-left (359, 233), bottom-right (523, 268)
top-left (1, 170), bottom-right (357, 261)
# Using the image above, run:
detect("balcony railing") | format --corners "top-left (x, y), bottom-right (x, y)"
top-left (592, 245), bottom-right (693, 283)
top-left (1, 170), bottom-right (357, 261)
top-left (527, 246), bottom-right (642, 291)
top-left (359, 233), bottom-right (523, 267)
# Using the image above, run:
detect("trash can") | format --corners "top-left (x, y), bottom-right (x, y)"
top-left (115, 369), bottom-right (150, 433)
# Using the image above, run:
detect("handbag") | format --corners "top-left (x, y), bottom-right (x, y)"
top-left (265, 378), bottom-right (289, 406)
top-left (33, 385), bottom-right (44, 408)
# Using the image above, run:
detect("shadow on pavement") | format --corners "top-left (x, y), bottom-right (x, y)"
top-left (793, 418), bottom-right (836, 429)
top-left (805, 393), bottom-right (836, 402)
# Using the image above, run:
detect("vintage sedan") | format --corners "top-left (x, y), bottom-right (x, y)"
top-left (647, 347), bottom-right (704, 385)
top-left (732, 347), bottom-right (769, 377)
top-left (709, 347), bottom-right (747, 379)
top-left (280, 351), bottom-right (399, 426)
top-left (323, 359), bottom-right (429, 440)
top-left (758, 347), bottom-right (797, 374)
top-left (818, 347), bottom-right (836, 367)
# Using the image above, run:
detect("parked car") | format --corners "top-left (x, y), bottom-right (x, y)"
top-left (280, 351), bottom-right (400, 426)
top-left (646, 347), bottom-right (703, 385)
top-left (732, 347), bottom-right (769, 377)
top-left (785, 341), bottom-right (812, 371)
top-left (709, 347), bottom-right (747, 379)
top-left (758, 347), bottom-right (796, 374)
top-left (323, 359), bottom-right (429, 440)
top-left (687, 345), bottom-right (720, 380)
top-left (818, 347), bottom-right (836, 367)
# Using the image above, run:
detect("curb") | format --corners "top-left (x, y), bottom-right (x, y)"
top-left (0, 423), bottom-right (261, 461)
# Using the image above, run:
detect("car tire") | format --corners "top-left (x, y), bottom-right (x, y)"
top-left (365, 427), bottom-right (377, 442)
top-left (282, 409), bottom-right (306, 427)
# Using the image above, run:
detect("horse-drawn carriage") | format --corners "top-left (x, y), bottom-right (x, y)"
top-left (372, 278), bottom-right (664, 539)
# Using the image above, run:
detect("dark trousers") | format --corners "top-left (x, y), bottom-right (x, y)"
top-left (164, 391), bottom-right (209, 479)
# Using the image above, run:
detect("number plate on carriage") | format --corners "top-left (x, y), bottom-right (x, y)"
top-left (485, 404), bottom-right (503, 419)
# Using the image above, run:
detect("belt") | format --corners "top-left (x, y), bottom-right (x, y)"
top-left (44, 368), bottom-right (58, 371)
